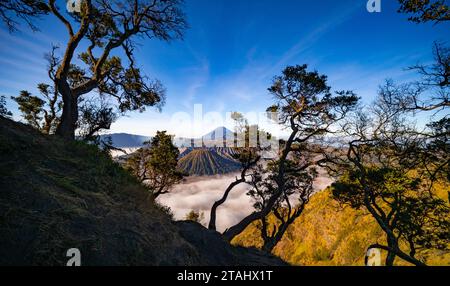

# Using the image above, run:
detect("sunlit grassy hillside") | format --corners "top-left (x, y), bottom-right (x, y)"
top-left (233, 186), bottom-right (450, 266)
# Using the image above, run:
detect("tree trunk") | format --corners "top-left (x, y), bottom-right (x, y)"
top-left (368, 243), bottom-right (426, 266)
top-left (55, 81), bottom-right (77, 140)
top-left (208, 179), bottom-right (244, 231)
top-left (385, 236), bottom-right (397, 266)
top-left (261, 225), bottom-right (287, 253)
top-left (223, 128), bottom-right (297, 242)
top-left (223, 209), bottom-right (266, 242)
top-left (262, 239), bottom-right (277, 253)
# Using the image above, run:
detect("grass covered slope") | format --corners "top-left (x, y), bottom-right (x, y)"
top-left (0, 118), bottom-right (286, 266)
top-left (233, 188), bottom-right (450, 266)
top-left (0, 117), bottom-right (198, 265)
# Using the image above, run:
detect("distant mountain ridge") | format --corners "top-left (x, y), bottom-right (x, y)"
top-left (100, 133), bottom-right (151, 148)
top-left (104, 127), bottom-right (235, 149)
top-left (106, 129), bottom-right (245, 176)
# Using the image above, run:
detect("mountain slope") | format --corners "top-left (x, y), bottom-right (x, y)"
top-left (202, 126), bottom-right (234, 141)
top-left (233, 188), bottom-right (450, 266)
top-left (0, 117), bottom-right (286, 266)
top-left (177, 148), bottom-right (241, 176)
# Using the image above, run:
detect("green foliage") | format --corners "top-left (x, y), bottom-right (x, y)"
top-left (223, 64), bottom-right (358, 243)
top-left (126, 131), bottom-right (184, 197)
top-left (52, 0), bottom-right (187, 138)
top-left (426, 117), bottom-right (450, 181)
top-left (11, 86), bottom-right (116, 141)
top-left (248, 159), bottom-right (316, 212)
top-left (266, 64), bottom-right (358, 128)
top-left (184, 210), bottom-right (205, 223)
top-left (332, 168), bottom-right (421, 209)
top-left (10, 62), bottom-right (63, 134)
top-left (11, 90), bottom-right (48, 130)
top-left (398, 0), bottom-right (450, 23)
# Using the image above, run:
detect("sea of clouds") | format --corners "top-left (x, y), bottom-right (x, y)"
top-left (158, 171), bottom-right (334, 232)
top-left (158, 174), bottom-right (252, 232)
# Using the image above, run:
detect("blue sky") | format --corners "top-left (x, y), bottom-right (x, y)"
top-left (0, 0), bottom-right (449, 137)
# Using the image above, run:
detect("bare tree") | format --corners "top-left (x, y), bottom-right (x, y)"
top-left (398, 42), bottom-right (450, 112)
top-left (0, 0), bottom-right (48, 32)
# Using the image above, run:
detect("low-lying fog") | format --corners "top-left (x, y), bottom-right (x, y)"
top-left (157, 171), bottom-right (334, 232)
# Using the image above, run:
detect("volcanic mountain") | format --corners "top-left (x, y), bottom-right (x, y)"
top-left (177, 148), bottom-right (241, 176)
top-left (202, 126), bottom-right (235, 141)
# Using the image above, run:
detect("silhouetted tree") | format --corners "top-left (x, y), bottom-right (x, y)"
top-left (126, 131), bottom-right (184, 198)
top-left (77, 99), bottom-right (117, 142)
top-left (384, 43), bottom-right (449, 113)
top-left (208, 147), bottom-right (261, 231)
top-left (249, 158), bottom-right (317, 252)
top-left (0, 95), bottom-right (12, 118)
top-left (12, 90), bottom-right (49, 131)
top-left (425, 117), bottom-right (450, 182)
top-left (369, 43), bottom-right (450, 183)
top-left (2, 0), bottom-right (187, 140)
top-left (325, 87), bottom-right (450, 266)
top-left (11, 45), bottom-right (118, 141)
top-left (208, 113), bottom-right (262, 231)
top-left (11, 46), bottom-right (62, 134)
top-left (222, 65), bottom-right (358, 242)
top-left (398, 0), bottom-right (450, 23)
top-left (411, 42), bottom-right (449, 89)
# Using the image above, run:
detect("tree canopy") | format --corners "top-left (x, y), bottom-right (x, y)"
top-left (398, 0), bottom-right (450, 23)
top-left (222, 65), bottom-right (358, 242)
top-left (126, 131), bottom-right (184, 198)
top-left (1, 0), bottom-right (188, 140)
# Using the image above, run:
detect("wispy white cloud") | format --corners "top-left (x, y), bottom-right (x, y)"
top-left (0, 29), bottom-right (50, 53)
top-left (174, 44), bottom-right (211, 110)
top-left (262, 3), bottom-right (361, 80)
top-left (196, 3), bottom-right (361, 114)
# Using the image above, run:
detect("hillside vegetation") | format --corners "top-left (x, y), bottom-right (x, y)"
top-left (233, 188), bottom-right (450, 266)
top-left (0, 117), bottom-right (286, 266)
